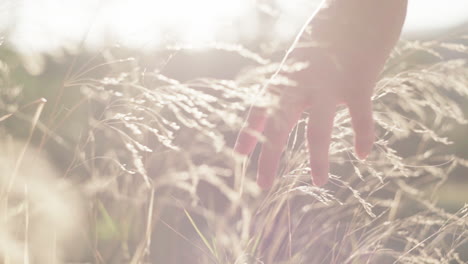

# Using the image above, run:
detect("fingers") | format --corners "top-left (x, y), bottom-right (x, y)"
top-left (257, 100), bottom-right (305, 189)
top-left (347, 96), bottom-right (375, 160)
top-left (234, 106), bottom-right (268, 155)
top-left (307, 97), bottom-right (336, 187)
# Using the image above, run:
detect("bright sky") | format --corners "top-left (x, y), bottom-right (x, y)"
top-left (405, 0), bottom-right (468, 35)
top-left (3, 0), bottom-right (468, 55)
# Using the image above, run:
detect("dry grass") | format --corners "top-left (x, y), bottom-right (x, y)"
top-left (1, 29), bottom-right (468, 264)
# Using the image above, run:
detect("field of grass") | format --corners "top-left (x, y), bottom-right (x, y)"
top-left (1, 15), bottom-right (468, 264)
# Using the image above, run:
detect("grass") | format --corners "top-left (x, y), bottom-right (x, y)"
top-left (1, 24), bottom-right (468, 264)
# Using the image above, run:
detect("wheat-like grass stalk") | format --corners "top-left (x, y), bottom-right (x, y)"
top-left (0, 25), bottom-right (467, 264)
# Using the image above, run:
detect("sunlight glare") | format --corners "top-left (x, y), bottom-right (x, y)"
top-left (404, 0), bottom-right (468, 35)
top-left (4, 0), bottom-right (468, 55)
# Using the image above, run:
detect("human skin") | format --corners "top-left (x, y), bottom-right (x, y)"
top-left (235, 0), bottom-right (408, 189)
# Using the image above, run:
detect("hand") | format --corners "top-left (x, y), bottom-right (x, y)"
top-left (235, 0), bottom-right (407, 189)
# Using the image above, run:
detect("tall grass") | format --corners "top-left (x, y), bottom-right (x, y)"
top-left (1, 29), bottom-right (468, 264)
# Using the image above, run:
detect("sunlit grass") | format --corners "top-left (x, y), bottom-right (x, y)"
top-left (1, 3), bottom-right (468, 264)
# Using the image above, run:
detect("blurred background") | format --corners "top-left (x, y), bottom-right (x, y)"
top-left (1, 0), bottom-right (467, 263)
top-left (3, 0), bottom-right (468, 53)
